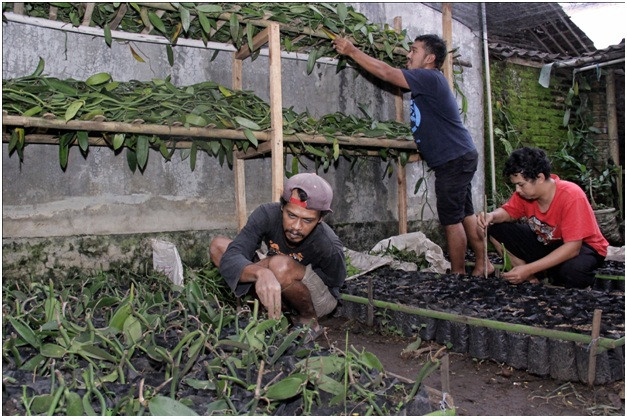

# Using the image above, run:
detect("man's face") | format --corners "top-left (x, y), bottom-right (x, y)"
top-left (282, 192), bottom-right (321, 246)
top-left (406, 41), bottom-right (435, 70)
top-left (510, 173), bottom-right (540, 200)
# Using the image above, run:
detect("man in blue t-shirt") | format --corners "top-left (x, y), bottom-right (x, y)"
top-left (333, 34), bottom-right (492, 276)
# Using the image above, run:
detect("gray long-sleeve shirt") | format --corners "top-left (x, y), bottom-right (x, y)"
top-left (219, 202), bottom-right (346, 298)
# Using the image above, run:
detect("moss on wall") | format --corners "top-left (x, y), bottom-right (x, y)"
top-left (486, 60), bottom-right (571, 205)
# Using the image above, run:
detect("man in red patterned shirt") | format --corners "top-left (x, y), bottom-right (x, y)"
top-left (477, 147), bottom-right (608, 287)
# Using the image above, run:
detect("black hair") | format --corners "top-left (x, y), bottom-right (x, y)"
top-left (280, 188), bottom-right (329, 218)
top-left (414, 34), bottom-right (448, 69)
top-left (503, 147), bottom-right (552, 181)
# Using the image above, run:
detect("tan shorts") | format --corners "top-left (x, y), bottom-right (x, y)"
top-left (301, 264), bottom-right (337, 318)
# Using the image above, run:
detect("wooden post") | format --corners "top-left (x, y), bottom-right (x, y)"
top-left (367, 277), bottom-right (374, 327)
top-left (440, 353), bottom-right (450, 395)
top-left (587, 309), bottom-right (603, 385)
top-left (605, 69), bottom-right (623, 216)
top-left (441, 3), bottom-right (454, 92)
top-left (268, 22), bottom-right (284, 202)
top-left (232, 56), bottom-right (247, 231)
top-left (394, 16), bottom-right (408, 235)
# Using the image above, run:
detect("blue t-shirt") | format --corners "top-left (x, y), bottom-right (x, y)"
top-left (401, 68), bottom-right (476, 168)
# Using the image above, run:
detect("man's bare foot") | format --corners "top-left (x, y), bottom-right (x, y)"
top-left (471, 262), bottom-right (495, 277)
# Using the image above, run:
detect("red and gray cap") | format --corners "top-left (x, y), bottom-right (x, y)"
top-left (282, 173), bottom-right (333, 212)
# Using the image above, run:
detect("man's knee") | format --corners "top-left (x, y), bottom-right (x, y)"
top-left (266, 256), bottom-right (305, 286)
top-left (555, 257), bottom-right (597, 288)
top-left (210, 236), bottom-right (231, 267)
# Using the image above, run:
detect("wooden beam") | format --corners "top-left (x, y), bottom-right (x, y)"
top-left (81, 3), bottom-right (95, 27)
top-left (232, 56), bottom-right (247, 231)
top-left (537, 23), bottom-right (569, 56)
top-left (548, 20), bottom-right (579, 57)
top-left (234, 141), bottom-right (273, 159)
top-left (235, 27), bottom-right (270, 60)
top-left (2, 114), bottom-right (419, 150)
top-left (441, 3), bottom-right (454, 92)
top-left (268, 22), bottom-right (284, 202)
top-left (587, 309), bottom-right (602, 385)
top-left (394, 16), bottom-right (408, 235)
top-left (109, 3), bottom-right (128, 31)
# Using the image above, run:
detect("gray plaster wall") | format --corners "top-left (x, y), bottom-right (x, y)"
top-left (2, 4), bottom-right (485, 258)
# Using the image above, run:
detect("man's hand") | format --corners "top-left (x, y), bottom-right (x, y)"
top-left (332, 37), bottom-right (356, 56)
top-left (476, 211), bottom-right (493, 238)
top-left (254, 269), bottom-right (282, 319)
top-left (501, 265), bottom-right (534, 285)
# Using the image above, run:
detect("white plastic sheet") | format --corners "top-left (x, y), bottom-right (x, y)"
top-left (151, 239), bottom-right (184, 286)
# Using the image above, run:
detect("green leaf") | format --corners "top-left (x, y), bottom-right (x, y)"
top-left (179, 5), bottom-right (191, 33)
top-left (307, 47), bottom-right (318, 75)
top-left (197, 11), bottom-right (211, 34)
top-left (166, 44), bottom-right (174, 66)
top-left (149, 395), bottom-right (199, 416)
top-left (184, 378), bottom-right (216, 390)
top-left (30, 394), bottom-right (55, 414)
top-left (502, 243), bottom-right (512, 271)
top-left (9, 317), bottom-right (41, 349)
top-left (65, 100), bottom-right (84, 121)
top-left (246, 22), bottom-right (254, 52)
top-left (337, 3), bottom-right (348, 23)
top-left (130, 45), bottom-right (145, 62)
top-left (45, 78), bottom-right (79, 96)
top-left (77, 131), bottom-right (89, 152)
top-left (127, 147), bottom-right (137, 172)
top-left (113, 133), bottom-right (125, 150)
top-left (359, 351), bottom-right (384, 371)
top-left (41, 343), bottom-right (67, 358)
top-left (136, 135), bottom-right (149, 170)
top-left (109, 302), bottom-right (132, 331)
top-left (315, 374), bottom-right (344, 396)
top-left (196, 4), bottom-right (222, 13)
top-left (234, 116), bottom-right (261, 130)
top-left (31, 57), bottom-right (45, 77)
top-left (104, 23), bottom-right (112, 47)
top-left (229, 13), bottom-right (239, 47)
top-left (65, 391), bottom-right (84, 416)
top-left (243, 128), bottom-right (258, 147)
top-left (78, 344), bottom-right (117, 362)
top-left (22, 105), bottom-right (42, 117)
top-left (86, 72), bottom-right (111, 86)
top-left (185, 114), bottom-right (207, 126)
top-left (148, 11), bottom-right (167, 34)
top-left (265, 375), bottom-right (306, 400)
top-left (190, 142), bottom-right (197, 171)
top-left (123, 314), bottom-right (143, 345)
top-left (562, 109), bottom-right (571, 127)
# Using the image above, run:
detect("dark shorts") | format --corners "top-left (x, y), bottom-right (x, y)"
top-left (488, 222), bottom-right (605, 288)
top-left (433, 150), bottom-right (478, 225)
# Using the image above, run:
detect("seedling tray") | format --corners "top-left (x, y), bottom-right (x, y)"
top-left (338, 268), bottom-right (625, 384)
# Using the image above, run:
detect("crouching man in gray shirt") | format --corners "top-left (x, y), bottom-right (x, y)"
top-left (210, 173), bottom-right (346, 339)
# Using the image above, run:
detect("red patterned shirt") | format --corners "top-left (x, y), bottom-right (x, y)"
top-left (502, 175), bottom-right (608, 256)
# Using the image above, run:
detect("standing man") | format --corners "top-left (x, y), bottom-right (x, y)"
top-left (477, 147), bottom-right (608, 287)
top-left (210, 173), bottom-right (346, 339)
top-left (333, 34), bottom-right (490, 276)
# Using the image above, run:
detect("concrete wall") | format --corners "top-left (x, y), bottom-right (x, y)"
top-left (2, 4), bottom-right (485, 274)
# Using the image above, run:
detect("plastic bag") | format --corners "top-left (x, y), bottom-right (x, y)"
top-left (151, 239), bottom-right (184, 286)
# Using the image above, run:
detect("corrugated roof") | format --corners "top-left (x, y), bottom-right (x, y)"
top-left (422, 2), bottom-right (596, 58)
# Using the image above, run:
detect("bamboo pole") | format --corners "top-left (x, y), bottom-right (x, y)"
top-left (441, 3), bottom-right (454, 92)
top-left (587, 309), bottom-right (603, 385)
top-left (394, 16), bottom-right (408, 235)
top-left (339, 294), bottom-right (624, 350)
top-left (268, 22), bottom-right (283, 202)
top-left (1, 115), bottom-right (418, 150)
top-left (232, 55), bottom-right (247, 231)
top-left (440, 354), bottom-right (450, 395)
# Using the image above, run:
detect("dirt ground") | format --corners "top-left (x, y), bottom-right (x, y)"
top-left (319, 316), bottom-right (625, 416)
